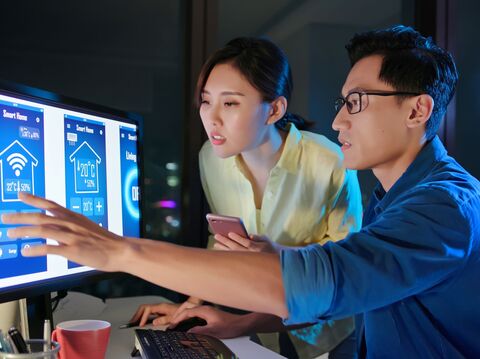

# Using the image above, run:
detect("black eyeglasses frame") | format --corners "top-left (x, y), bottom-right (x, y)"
top-left (334, 90), bottom-right (422, 114)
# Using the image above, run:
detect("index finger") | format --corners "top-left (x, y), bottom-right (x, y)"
top-left (130, 304), bottom-right (148, 323)
top-left (139, 307), bottom-right (155, 327)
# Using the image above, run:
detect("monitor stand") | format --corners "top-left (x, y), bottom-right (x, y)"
top-left (26, 294), bottom-right (53, 339)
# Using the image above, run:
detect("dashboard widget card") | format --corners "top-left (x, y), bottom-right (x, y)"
top-left (64, 115), bottom-right (108, 268)
top-left (120, 127), bottom-right (140, 237)
top-left (0, 100), bottom-right (47, 278)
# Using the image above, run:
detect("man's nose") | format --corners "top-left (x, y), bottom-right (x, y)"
top-left (332, 107), bottom-right (350, 132)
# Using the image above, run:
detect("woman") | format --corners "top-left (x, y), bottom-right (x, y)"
top-left (130, 37), bottom-right (362, 358)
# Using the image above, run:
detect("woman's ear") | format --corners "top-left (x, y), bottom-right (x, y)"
top-left (266, 96), bottom-right (288, 125)
top-left (406, 94), bottom-right (434, 129)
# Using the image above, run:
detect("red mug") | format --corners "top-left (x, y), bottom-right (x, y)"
top-left (52, 320), bottom-right (111, 359)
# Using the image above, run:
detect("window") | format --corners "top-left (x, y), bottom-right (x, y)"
top-left (0, 0), bottom-right (187, 298)
top-left (213, 0), bottom-right (415, 204)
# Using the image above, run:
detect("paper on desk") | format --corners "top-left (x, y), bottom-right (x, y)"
top-left (53, 291), bottom-right (107, 323)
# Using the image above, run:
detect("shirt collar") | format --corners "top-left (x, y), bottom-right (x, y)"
top-left (275, 123), bottom-right (302, 174)
top-left (232, 123), bottom-right (303, 174)
top-left (373, 136), bottom-right (448, 213)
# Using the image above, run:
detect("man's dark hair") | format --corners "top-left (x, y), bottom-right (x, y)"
top-left (346, 25), bottom-right (458, 140)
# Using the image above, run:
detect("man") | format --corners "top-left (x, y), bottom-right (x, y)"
top-left (5, 26), bottom-right (480, 357)
top-left (278, 26), bottom-right (479, 357)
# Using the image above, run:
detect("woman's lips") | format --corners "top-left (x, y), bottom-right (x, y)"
top-left (210, 132), bottom-right (226, 145)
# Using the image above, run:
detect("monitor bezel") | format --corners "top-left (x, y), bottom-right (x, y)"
top-left (0, 79), bottom-right (144, 304)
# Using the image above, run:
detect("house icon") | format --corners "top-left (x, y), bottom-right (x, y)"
top-left (69, 141), bottom-right (101, 194)
top-left (0, 140), bottom-right (39, 202)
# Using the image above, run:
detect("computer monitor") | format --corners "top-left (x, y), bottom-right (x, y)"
top-left (0, 80), bottom-right (143, 305)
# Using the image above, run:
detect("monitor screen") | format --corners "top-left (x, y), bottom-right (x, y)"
top-left (0, 81), bottom-right (142, 302)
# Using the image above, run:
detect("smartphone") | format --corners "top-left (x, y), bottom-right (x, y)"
top-left (206, 213), bottom-right (249, 238)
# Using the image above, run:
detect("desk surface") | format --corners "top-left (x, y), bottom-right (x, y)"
top-left (53, 292), bottom-right (285, 358)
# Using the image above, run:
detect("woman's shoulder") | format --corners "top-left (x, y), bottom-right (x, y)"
top-left (199, 140), bottom-right (214, 158)
top-left (199, 140), bottom-right (218, 165)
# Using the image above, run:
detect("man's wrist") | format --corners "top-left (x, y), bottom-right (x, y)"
top-left (120, 237), bottom-right (144, 273)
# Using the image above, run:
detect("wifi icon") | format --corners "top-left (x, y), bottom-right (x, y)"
top-left (7, 152), bottom-right (28, 177)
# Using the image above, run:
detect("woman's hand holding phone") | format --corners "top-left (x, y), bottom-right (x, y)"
top-left (206, 213), bottom-right (278, 252)
top-left (214, 233), bottom-right (278, 253)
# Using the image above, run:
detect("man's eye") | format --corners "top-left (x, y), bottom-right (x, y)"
top-left (348, 99), bottom-right (359, 108)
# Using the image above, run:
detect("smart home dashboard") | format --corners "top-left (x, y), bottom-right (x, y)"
top-left (0, 91), bottom-right (141, 291)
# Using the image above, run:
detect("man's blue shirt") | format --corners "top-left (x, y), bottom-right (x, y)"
top-left (281, 137), bottom-right (480, 358)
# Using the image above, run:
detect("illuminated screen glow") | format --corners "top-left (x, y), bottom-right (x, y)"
top-left (0, 89), bottom-right (141, 292)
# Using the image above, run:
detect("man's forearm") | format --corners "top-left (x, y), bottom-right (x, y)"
top-left (5, 193), bottom-right (287, 320)
top-left (122, 237), bottom-right (289, 318)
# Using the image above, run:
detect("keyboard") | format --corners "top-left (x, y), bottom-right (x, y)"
top-left (134, 329), bottom-right (238, 359)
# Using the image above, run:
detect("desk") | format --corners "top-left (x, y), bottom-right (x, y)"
top-left (53, 292), bottom-right (285, 358)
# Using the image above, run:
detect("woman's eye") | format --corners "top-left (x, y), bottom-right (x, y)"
top-left (224, 102), bottom-right (238, 107)
top-left (201, 99), bottom-right (210, 105)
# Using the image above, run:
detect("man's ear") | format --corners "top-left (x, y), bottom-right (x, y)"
top-left (266, 96), bottom-right (288, 125)
top-left (406, 94), bottom-right (434, 129)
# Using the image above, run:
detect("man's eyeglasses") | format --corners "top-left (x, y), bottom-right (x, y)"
top-left (334, 90), bottom-right (421, 115)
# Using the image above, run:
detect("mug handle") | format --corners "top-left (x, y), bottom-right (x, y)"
top-left (51, 329), bottom-right (61, 359)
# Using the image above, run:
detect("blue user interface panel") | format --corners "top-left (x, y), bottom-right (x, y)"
top-left (120, 127), bottom-right (140, 237)
top-left (0, 89), bottom-right (140, 293)
top-left (0, 100), bottom-right (47, 279)
top-left (64, 115), bottom-right (108, 269)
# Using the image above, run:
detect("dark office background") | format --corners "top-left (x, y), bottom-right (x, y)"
top-left (0, 0), bottom-right (477, 301)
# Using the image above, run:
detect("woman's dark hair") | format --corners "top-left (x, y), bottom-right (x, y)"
top-left (346, 25), bottom-right (458, 140)
top-left (195, 37), bottom-right (313, 131)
